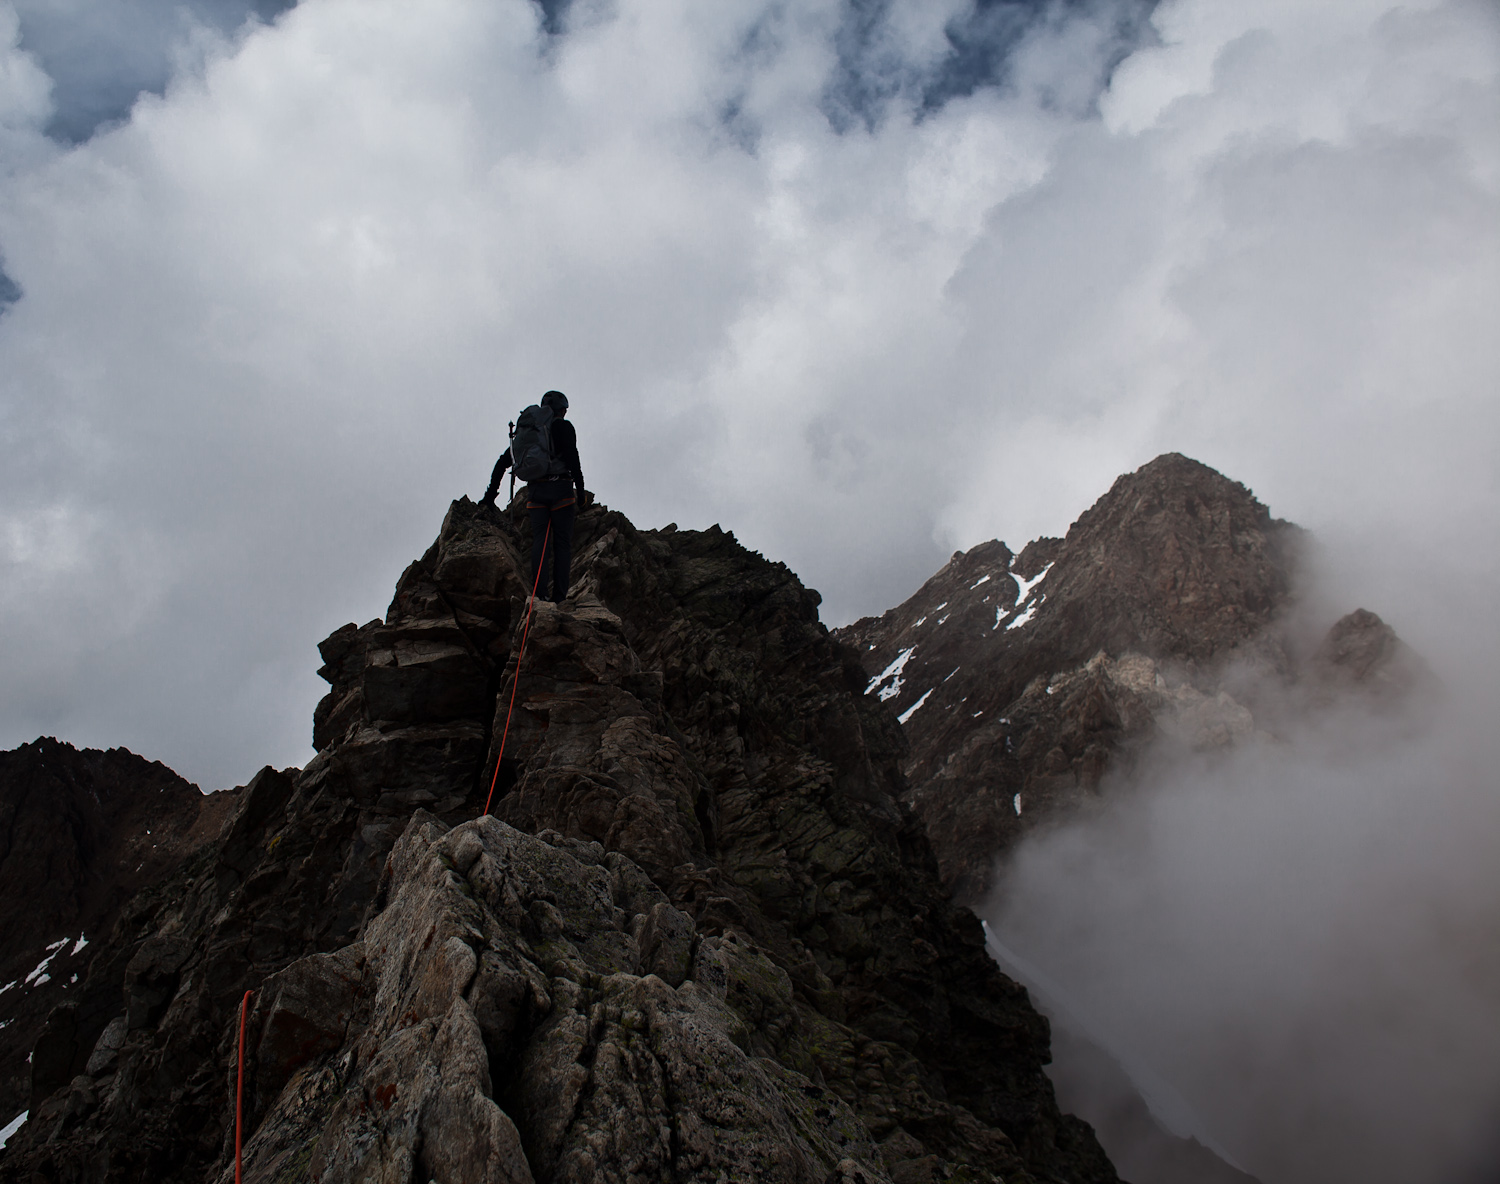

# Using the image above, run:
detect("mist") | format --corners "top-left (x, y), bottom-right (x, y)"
top-left (984, 585), bottom-right (1500, 1181)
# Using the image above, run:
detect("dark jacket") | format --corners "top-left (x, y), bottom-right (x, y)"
top-left (485, 416), bottom-right (584, 501)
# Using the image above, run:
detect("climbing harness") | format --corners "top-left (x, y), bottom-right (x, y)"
top-left (483, 521), bottom-right (552, 816)
top-left (236, 988), bottom-right (252, 1184)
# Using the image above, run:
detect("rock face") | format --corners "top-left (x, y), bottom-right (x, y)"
top-left (0, 739), bottom-right (235, 1132)
top-left (835, 453), bottom-right (1415, 904)
top-left (0, 498), bottom-right (1120, 1183)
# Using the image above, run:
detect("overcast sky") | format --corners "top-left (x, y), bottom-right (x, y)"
top-left (1, 0), bottom-right (1496, 789)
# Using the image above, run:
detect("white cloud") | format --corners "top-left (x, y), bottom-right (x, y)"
top-left (0, 0), bottom-right (1494, 794)
top-left (0, 3), bottom-right (53, 172)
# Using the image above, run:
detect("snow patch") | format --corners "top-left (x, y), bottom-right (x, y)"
top-left (1006, 603), bottom-right (1037, 631)
top-left (69, 935), bottom-right (88, 956)
top-left (1009, 561), bottom-right (1054, 605)
top-left (866, 647), bottom-right (916, 702)
top-left (897, 689), bottom-right (934, 725)
top-left (24, 955), bottom-right (57, 986)
top-left (0, 981), bottom-right (15, 996)
top-left (0, 1110), bottom-right (27, 1150)
top-left (970, 574), bottom-right (991, 589)
top-left (1013, 794), bottom-right (1023, 815)
top-left (943, 667), bottom-right (961, 682)
top-left (43, 938), bottom-right (67, 953)
top-left (993, 606), bottom-right (1008, 631)
top-left (912, 616), bottom-right (927, 628)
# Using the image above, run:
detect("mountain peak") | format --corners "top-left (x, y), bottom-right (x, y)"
top-left (833, 453), bottom-right (1397, 902)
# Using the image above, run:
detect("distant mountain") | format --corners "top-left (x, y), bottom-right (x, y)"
top-left (835, 452), bottom-right (1431, 1184)
top-left (0, 739), bottom-right (236, 1129)
top-left (835, 452), bottom-right (1419, 904)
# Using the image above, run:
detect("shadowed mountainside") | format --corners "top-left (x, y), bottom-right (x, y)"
top-left (0, 740), bottom-right (236, 1132)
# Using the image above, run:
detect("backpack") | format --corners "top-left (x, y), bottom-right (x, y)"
top-left (509, 404), bottom-right (566, 482)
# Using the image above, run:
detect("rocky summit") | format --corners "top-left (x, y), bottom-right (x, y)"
top-left (0, 498), bottom-right (1121, 1183)
top-left (834, 453), bottom-right (1421, 906)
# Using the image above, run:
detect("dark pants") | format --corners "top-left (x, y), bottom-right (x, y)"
top-left (526, 480), bottom-right (576, 602)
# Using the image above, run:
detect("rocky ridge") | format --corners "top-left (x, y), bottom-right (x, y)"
top-left (835, 453), bottom-right (1419, 904)
top-left (0, 498), bottom-right (1120, 1183)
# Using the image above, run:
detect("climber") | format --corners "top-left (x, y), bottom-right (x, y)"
top-left (481, 390), bottom-right (590, 603)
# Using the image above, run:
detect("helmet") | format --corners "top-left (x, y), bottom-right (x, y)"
top-left (541, 390), bottom-right (569, 412)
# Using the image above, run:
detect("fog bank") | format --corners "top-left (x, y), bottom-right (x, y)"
top-left (986, 638), bottom-right (1500, 1182)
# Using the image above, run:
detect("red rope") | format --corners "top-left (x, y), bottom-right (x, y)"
top-left (483, 520), bottom-right (552, 815)
top-left (236, 988), bottom-right (251, 1184)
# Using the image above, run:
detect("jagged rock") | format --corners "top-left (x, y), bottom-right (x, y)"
top-left (1311, 607), bottom-right (1427, 700)
top-left (1, 497), bottom-right (1119, 1184)
top-left (637, 900), bottom-right (696, 987)
top-left (247, 944), bottom-right (366, 1112)
top-left (220, 813), bottom-right (897, 1184)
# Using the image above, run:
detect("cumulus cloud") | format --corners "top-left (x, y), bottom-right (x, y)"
top-left (0, 0), bottom-right (1495, 792)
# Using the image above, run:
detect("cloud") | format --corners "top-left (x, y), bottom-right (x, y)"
top-left (986, 677), bottom-right (1500, 1182)
top-left (0, 0), bottom-right (1495, 794)
top-left (11, 0), bottom-right (296, 142)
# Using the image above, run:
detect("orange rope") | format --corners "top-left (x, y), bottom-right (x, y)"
top-left (236, 989), bottom-right (251, 1184)
top-left (483, 520), bottom-right (552, 815)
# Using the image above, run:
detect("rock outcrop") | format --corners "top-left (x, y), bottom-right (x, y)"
top-left (0, 498), bottom-right (1120, 1183)
top-left (835, 453), bottom-right (1417, 904)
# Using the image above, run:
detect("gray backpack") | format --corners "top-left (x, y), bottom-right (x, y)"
top-left (510, 405), bottom-right (566, 482)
